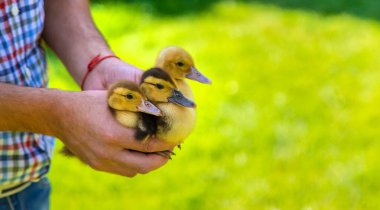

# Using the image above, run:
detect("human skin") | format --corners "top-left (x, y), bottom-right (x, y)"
top-left (0, 0), bottom-right (174, 177)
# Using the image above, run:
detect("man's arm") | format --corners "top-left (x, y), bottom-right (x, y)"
top-left (0, 83), bottom-right (59, 135)
top-left (43, 0), bottom-right (141, 89)
top-left (0, 83), bottom-right (169, 177)
top-left (5, 0), bottom-right (174, 176)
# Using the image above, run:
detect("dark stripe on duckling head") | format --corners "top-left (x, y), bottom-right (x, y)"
top-left (141, 68), bottom-right (175, 85)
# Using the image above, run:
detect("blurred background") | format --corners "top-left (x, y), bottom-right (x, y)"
top-left (47, 0), bottom-right (380, 209)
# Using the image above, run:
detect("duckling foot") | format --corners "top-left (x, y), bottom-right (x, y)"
top-left (177, 144), bottom-right (182, 150)
top-left (155, 150), bottom-right (176, 159)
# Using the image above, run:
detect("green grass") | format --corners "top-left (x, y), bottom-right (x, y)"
top-left (47, 2), bottom-right (380, 209)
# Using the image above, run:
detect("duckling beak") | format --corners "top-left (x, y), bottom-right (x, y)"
top-left (137, 100), bottom-right (163, 116)
top-left (168, 89), bottom-right (196, 108)
top-left (186, 66), bottom-right (212, 84)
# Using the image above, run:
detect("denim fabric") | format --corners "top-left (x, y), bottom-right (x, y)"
top-left (0, 177), bottom-right (50, 210)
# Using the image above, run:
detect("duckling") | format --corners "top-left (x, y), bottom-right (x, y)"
top-left (155, 46), bottom-right (211, 150)
top-left (61, 80), bottom-right (162, 156)
top-left (139, 68), bottom-right (196, 147)
top-left (107, 80), bottom-right (162, 133)
top-left (155, 46), bottom-right (212, 100)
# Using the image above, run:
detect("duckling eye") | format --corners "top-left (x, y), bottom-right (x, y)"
top-left (176, 61), bottom-right (184, 67)
top-left (126, 93), bottom-right (133, 99)
top-left (156, 83), bottom-right (164, 89)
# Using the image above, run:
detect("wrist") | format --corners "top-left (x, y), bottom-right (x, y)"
top-left (76, 48), bottom-right (115, 82)
top-left (38, 88), bottom-right (70, 137)
top-left (49, 89), bottom-right (81, 140)
top-left (80, 54), bottom-right (119, 90)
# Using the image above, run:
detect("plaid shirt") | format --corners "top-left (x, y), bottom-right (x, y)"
top-left (0, 0), bottom-right (54, 185)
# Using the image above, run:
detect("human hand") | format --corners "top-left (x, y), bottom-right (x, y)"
top-left (54, 90), bottom-right (173, 177)
top-left (81, 56), bottom-right (143, 90)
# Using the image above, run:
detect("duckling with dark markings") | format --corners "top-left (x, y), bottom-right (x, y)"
top-left (107, 80), bottom-right (162, 140)
top-left (138, 68), bottom-right (196, 150)
top-left (155, 46), bottom-right (211, 150)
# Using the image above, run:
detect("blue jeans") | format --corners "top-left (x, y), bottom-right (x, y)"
top-left (0, 177), bottom-right (51, 210)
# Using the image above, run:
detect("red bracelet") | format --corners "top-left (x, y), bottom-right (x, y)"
top-left (80, 54), bottom-right (119, 90)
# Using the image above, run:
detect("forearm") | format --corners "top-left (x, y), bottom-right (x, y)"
top-left (42, 0), bottom-right (112, 84)
top-left (0, 83), bottom-right (171, 176)
top-left (0, 83), bottom-right (61, 135)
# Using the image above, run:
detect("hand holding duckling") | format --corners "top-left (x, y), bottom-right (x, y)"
top-left (60, 58), bottom-right (174, 177)
top-left (62, 80), bottom-right (163, 155)
top-left (121, 47), bottom-right (211, 158)
top-left (57, 90), bottom-right (170, 177)
top-left (105, 68), bottom-right (196, 159)
top-left (66, 47), bottom-right (211, 161)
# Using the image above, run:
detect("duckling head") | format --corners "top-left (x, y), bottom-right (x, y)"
top-left (140, 68), bottom-right (196, 108)
top-left (108, 80), bottom-right (162, 116)
top-left (156, 46), bottom-right (211, 84)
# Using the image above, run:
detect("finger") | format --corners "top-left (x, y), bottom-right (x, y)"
top-left (120, 136), bottom-right (176, 153)
top-left (92, 149), bottom-right (169, 177)
top-left (117, 149), bottom-right (169, 174)
top-left (141, 137), bottom-right (177, 152)
top-left (101, 149), bottom-right (168, 176)
top-left (110, 125), bottom-right (176, 152)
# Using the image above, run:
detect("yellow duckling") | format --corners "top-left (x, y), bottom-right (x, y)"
top-left (155, 46), bottom-right (211, 100)
top-left (155, 46), bottom-right (211, 150)
top-left (61, 80), bottom-right (162, 156)
top-left (139, 68), bottom-right (196, 146)
top-left (107, 80), bottom-right (163, 132)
